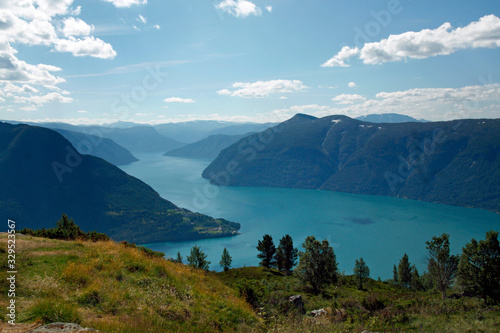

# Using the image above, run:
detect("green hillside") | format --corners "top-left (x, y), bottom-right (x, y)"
top-left (1, 233), bottom-right (498, 332)
top-left (0, 233), bottom-right (260, 332)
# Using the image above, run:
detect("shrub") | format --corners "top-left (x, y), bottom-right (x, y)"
top-left (361, 295), bottom-right (386, 312)
top-left (78, 289), bottom-right (103, 307)
top-left (62, 262), bottom-right (91, 286)
top-left (20, 214), bottom-right (110, 242)
top-left (28, 299), bottom-right (81, 324)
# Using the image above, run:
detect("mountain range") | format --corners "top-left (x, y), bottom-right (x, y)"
top-left (203, 114), bottom-right (500, 212)
top-left (0, 123), bottom-right (240, 243)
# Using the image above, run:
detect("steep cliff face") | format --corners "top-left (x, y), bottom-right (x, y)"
top-left (203, 115), bottom-right (500, 212)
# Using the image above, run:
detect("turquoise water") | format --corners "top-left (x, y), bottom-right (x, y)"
top-left (121, 153), bottom-right (500, 279)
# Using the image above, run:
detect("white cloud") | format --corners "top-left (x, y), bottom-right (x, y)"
top-left (0, 53), bottom-right (65, 86)
top-left (217, 89), bottom-right (232, 95)
top-left (332, 94), bottom-right (366, 105)
top-left (216, 0), bottom-right (262, 18)
top-left (132, 25), bottom-right (140, 31)
top-left (20, 105), bottom-right (38, 111)
top-left (153, 24), bottom-right (160, 30)
top-left (266, 6), bottom-right (273, 13)
top-left (61, 17), bottom-right (94, 36)
top-left (348, 82), bottom-right (358, 88)
top-left (321, 46), bottom-right (360, 67)
top-left (22, 92), bottom-right (74, 105)
top-left (102, 0), bottom-right (147, 8)
top-left (219, 79), bottom-right (307, 98)
top-left (77, 110), bottom-right (87, 113)
top-left (279, 96), bottom-right (287, 100)
top-left (0, 0), bottom-right (117, 110)
top-left (70, 6), bottom-right (82, 16)
top-left (137, 15), bottom-right (147, 24)
top-left (3, 83), bottom-right (39, 94)
top-left (164, 97), bottom-right (196, 103)
top-left (322, 15), bottom-right (500, 67)
top-left (55, 36), bottom-right (117, 59)
top-left (281, 84), bottom-right (500, 121)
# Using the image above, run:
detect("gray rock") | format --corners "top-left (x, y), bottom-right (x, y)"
top-left (289, 295), bottom-right (305, 314)
top-left (310, 308), bottom-right (327, 317)
top-left (27, 323), bottom-right (99, 333)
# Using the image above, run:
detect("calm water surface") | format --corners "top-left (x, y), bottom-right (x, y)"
top-left (121, 153), bottom-right (500, 279)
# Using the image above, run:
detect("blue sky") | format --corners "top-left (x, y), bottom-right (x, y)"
top-left (1, 0), bottom-right (500, 124)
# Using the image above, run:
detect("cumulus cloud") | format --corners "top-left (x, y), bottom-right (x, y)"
top-left (216, 0), bottom-right (262, 18)
top-left (277, 84), bottom-right (500, 121)
top-left (0, 0), bottom-right (118, 111)
top-left (0, 1), bottom-right (116, 59)
top-left (266, 6), bottom-right (273, 13)
top-left (3, 83), bottom-right (39, 94)
top-left (15, 92), bottom-right (73, 105)
top-left (322, 15), bottom-right (500, 67)
top-left (322, 46), bottom-right (360, 67)
top-left (218, 79), bottom-right (307, 98)
top-left (102, 0), bottom-right (147, 8)
top-left (0, 53), bottom-right (65, 86)
top-left (332, 94), bottom-right (366, 105)
top-left (164, 97), bottom-right (196, 103)
top-left (61, 17), bottom-right (94, 36)
top-left (348, 82), bottom-right (358, 88)
top-left (55, 36), bottom-right (117, 58)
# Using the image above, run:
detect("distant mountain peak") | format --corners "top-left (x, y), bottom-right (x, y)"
top-left (288, 113), bottom-right (318, 122)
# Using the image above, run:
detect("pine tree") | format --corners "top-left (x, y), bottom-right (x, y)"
top-left (426, 233), bottom-right (459, 300)
top-left (275, 234), bottom-right (298, 275)
top-left (393, 264), bottom-right (398, 283)
top-left (176, 251), bottom-right (183, 264)
top-left (187, 245), bottom-right (210, 271)
top-left (410, 265), bottom-right (423, 291)
top-left (220, 247), bottom-right (232, 271)
top-left (257, 234), bottom-right (276, 269)
top-left (296, 236), bottom-right (338, 293)
top-left (398, 253), bottom-right (412, 288)
top-left (353, 257), bottom-right (370, 290)
top-left (457, 231), bottom-right (500, 304)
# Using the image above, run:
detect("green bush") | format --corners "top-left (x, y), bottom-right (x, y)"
top-left (77, 290), bottom-right (103, 307)
top-left (28, 299), bottom-right (81, 324)
top-left (20, 214), bottom-right (110, 242)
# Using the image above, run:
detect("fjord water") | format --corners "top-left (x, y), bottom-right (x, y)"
top-left (122, 153), bottom-right (500, 279)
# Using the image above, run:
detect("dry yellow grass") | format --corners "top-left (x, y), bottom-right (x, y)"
top-left (0, 233), bottom-right (262, 333)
